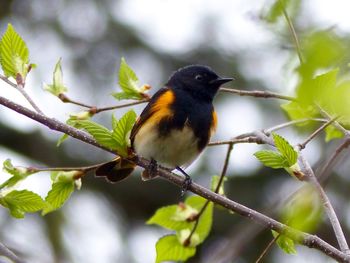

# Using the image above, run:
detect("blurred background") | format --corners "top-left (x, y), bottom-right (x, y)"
top-left (0, 0), bottom-right (350, 262)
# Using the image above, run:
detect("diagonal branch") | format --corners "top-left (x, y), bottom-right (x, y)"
top-left (0, 95), bottom-right (350, 262)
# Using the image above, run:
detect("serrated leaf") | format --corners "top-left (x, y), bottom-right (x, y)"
top-left (0, 24), bottom-right (29, 78)
top-left (0, 159), bottom-right (36, 189)
top-left (42, 181), bottom-right (74, 215)
top-left (1, 190), bottom-right (45, 218)
top-left (76, 120), bottom-right (118, 150)
top-left (325, 125), bottom-right (344, 142)
top-left (272, 230), bottom-right (297, 254)
top-left (254, 150), bottom-right (288, 168)
top-left (113, 57), bottom-right (148, 100)
top-left (112, 110), bottom-right (137, 157)
top-left (44, 58), bottom-right (68, 96)
top-left (155, 235), bottom-right (196, 263)
top-left (272, 133), bottom-right (298, 166)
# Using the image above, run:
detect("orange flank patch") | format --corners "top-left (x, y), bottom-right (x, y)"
top-left (148, 89), bottom-right (175, 124)
top-left (211, 110), bottom-right (218, 134)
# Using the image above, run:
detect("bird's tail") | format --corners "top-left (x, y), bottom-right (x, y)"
top-left (95, 157), bottom-right (136, 183)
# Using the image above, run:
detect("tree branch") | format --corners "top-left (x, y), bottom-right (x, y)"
top-left (219, 87), bottom-right (295, 101)
top-left (0, 95), bottom-right (349, 262)
top-left (300, 156), bottom-right (350, 254)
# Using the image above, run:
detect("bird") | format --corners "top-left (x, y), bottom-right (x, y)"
top-left (95, 65), bottom-right (233, 190)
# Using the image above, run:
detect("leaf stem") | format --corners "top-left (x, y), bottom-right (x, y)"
top-left (279, 0), bottom-right (304, 64)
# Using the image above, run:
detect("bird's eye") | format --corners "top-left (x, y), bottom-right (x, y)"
top-left (195, 74), bottom-right (203, 81)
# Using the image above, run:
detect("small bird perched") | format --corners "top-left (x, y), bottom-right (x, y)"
top-left (96, 65), bottom-right (233, 189)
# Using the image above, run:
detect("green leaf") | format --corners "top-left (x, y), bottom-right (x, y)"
top-left (0, 24), bottom-right (30, 78)
top-left (298, 31), bottom-right (346, 79)
top-left (57, 134), bottom-right (69, 147)
top-left (281, 101), bottom-right (317, 121)
top-left (186, 196), bottom-right (213, 243)
top-left (76, 120), bottom-right (118, 150)
top-left (42, 181), bottom-right (74, 215)
top-left (147, 204), bottom-right (192, 231)
top-left (112, 57), bottom-right (149, 100)
top-left (57, 111), bottom-right (93, 146)
top-left (265, 0), bottom-right (301, 23)
top-left (272, 133), bottom-right (298, 166)
top-left (254, 150), bottom-right (288, 168)
top-left (112, 110), bottom-right (137, 156)
top-left (325, 124), bottom-right (344, 142)
top-left (272, 230), bottom-right (297, 254)
top-left (43, 58), bottom-right (68, 96)
top-left (155, 235), bottom-right (196, 263)
top-left (281, 186), bottom-right (323, 232)
top-left (210, 175), bottom-right (227, 195)
top-left (0, 159), bottom-right (36, 190)
top-left (147, 196), bottom-right (213, 246)
top-left (1, 190), bottom-right (45, 218)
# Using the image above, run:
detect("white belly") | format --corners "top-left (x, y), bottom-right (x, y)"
top-left (133, 122), bottom-right (199, 168)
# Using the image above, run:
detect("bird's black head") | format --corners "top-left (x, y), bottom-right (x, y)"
top-left (166, 65), bottom-right (233, 102)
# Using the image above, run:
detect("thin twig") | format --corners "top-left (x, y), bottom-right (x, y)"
top-left (208, 137), bottom-right (261, 146)
top-left (29, 163), bottom-right (105, 173)
top-left (94, 99), bottom-right (148, 113)
top-left (1, 96), bottom-right (350, 262)
top-left (280, 0), bottom-right (304, 64)
top-left (0, 241), bottom-right (25, 263)
top-left (255, 233), bottom-right (280, 263)
top-left (0, 74), bottom-right (44, 114)
top-left (264, 118), bottom-right (328, 134)
top-left (318, 138), bottom-right (350, 183)
top-left (219, 87), bottom-right (295, 101)
top-left (317, 105), bottom-right (350, 137)
top-left (209, 118), bottom-right (328, 147)
top-left (297, 117), bottom-right (337, 150)
top-left (16, 83), bottom-right (44, 114)
top-left (58, 93), bottom-right (148, 113)
top-left (184, 143), bottom-right (234, 245)
top-left (58, 94), bottom-right (94, 108)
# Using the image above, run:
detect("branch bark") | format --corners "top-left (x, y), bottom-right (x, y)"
top-left (0, 95), bottom-right (349, 262)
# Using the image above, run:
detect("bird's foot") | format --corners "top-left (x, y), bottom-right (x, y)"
top-left (176, 166), bottom-right (192, 196)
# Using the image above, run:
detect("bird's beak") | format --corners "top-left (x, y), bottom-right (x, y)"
top-left (211, 77), bottom-right (234, 86)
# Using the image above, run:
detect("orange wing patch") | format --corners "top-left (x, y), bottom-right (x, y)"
top-left (210, 110), bottom-right (218, 135)
top-left (147, 89), bottom-right (175, 124)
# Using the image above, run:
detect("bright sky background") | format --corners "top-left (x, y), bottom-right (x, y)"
top-left (1, 0), bottom-right (350, 262)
